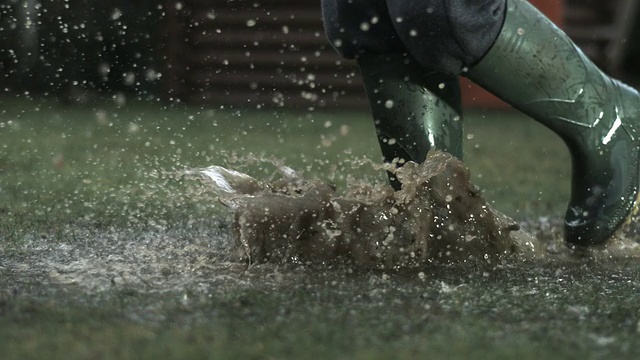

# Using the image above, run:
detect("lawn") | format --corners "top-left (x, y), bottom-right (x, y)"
top-left (2, 97), bottom-right (639, 359)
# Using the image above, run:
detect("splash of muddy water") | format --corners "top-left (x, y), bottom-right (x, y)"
top-left (190, 151), bottom-right (640, 269)
top-left (190, 152), bottom-right (539, 269)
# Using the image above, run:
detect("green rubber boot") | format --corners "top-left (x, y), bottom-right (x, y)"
top-left (467, 0), bottom-right (640, 246)
top-left (358, 53), bottom-right (464, 190)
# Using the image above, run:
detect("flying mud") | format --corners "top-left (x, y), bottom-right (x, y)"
top-left (191, 151), bottom-right (544, 269)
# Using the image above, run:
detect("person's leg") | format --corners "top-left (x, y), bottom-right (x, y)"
top-left (386, 0), bottom-right (506, 75)
top-left (359, 54), bottom-right (463, 189)
top-left (322, 0), bottom-right (463, 189)
top-left (465, 0), bottom-right (640, 246)
top-left (321, 0), bottom-right (403, 59)
top-left (386, 0), bottom-right (639, 246)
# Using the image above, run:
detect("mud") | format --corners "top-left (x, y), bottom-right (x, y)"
top-left (195, 151), bottom-right (542, 269)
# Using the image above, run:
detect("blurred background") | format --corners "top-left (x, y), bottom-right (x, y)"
top-left (0, 0), bottom-right (639, 110)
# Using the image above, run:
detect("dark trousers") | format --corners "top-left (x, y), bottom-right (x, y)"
top-left (321, 0), bottom-right (506, 75)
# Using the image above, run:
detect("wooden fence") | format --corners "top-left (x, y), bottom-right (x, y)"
top-left (164, 0), bottom-right (362, 109)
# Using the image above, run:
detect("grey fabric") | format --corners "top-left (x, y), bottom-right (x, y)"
top-left (321, 0), bottom-right (506, 74)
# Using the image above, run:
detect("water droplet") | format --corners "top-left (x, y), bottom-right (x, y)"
top-left (111, 9), bottom-right (122, 20)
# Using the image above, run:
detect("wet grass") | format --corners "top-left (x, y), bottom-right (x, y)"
top-left (2, 263), bottom-right (640, 359)
top-left (0, 97), bottom-right (382, 239)
top-left (3, 97), bottom-right (639, 359)
top-left (0, 96), bottom-right (570, 237)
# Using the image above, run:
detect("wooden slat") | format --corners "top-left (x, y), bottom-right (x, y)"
top-left (564, 26), bottom-right (618, 41)
top-left (186, 50), bottom-right (349, 68)
top-left (564, 0), bottom-right (638, 74)
top-left (186, 90), bottom-right (367, 110)
top-left (191, 9), bottom-right (322, 24)
top-left (187, 71), bottom-right (362, 88)
top-left (606, 0), bottom-right (639, 74)
top-left (189, 31), bottom-right (329, 47)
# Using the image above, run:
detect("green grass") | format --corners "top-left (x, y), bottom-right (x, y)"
top-left (0, 97), bottom-right (570, 237)
top-left (0, 98), bottom-right (381, 237)
top-left (2, 263), bottom-right (640, 359)
top-left (5, 97), bottom-right (637, 360)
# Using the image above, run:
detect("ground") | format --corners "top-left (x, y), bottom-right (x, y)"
top-left (1, 97), bottom-right (640, 359)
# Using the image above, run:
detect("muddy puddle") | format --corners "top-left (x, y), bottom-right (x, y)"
top-left (3, 152), bottom-right (640, 303)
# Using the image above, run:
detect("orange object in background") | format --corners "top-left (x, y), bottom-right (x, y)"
top-left (462, 0), bottom-right (564, 108)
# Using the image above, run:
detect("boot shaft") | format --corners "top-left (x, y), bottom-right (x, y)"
top-left (469, 0), bottom-right (640, 138)
top-left (468, 0), bottom-right (640, 246)
top-left (358, 53), bottom-right (464, 188)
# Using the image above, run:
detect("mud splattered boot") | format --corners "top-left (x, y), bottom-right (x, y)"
top-left (358, 53), bottom-right (463, 189)
top-left (467, 0), bottom-right (640, 246)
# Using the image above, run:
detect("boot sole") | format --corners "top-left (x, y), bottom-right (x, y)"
top-left (612, 191), bottom-right (640, 242)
